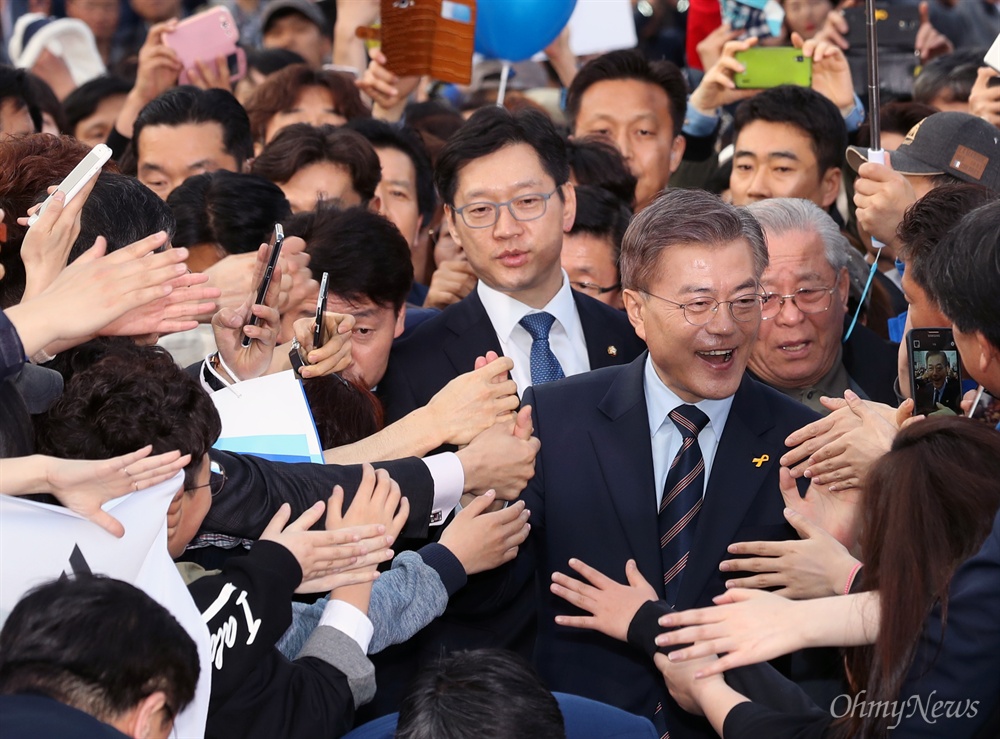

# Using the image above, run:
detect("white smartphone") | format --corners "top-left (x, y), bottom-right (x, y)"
top-left (986, 32), bottom-right (1000, 74)
top-left (27, 143), bottom-right (112, 227)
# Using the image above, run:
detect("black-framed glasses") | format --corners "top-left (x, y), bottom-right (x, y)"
top-left (760, 286), bottom-right (836, 320)
top-left (452, 188), bottom-right (559, 229)
top-left (570, 280), bottom-right (621, 297)
top-left (186, 460), bottom-right (226, 497)
top-left (644, 290), bottom-right (764, 326)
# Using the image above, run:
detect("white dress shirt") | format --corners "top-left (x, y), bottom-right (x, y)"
top-left (476, 271), bottom-right (591, 396)
top-left (643, 355), bottom-right (734, 508)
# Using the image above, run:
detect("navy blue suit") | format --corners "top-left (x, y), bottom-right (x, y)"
top-left (377, 288), bottom-right (645, 424)
top-left (498, 353), bottom-right (831, 738)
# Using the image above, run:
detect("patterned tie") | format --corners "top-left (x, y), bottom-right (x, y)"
top-left (519, 312), bottom-right (565, 386)
top-left (659, 404), bottom-right (710, 606)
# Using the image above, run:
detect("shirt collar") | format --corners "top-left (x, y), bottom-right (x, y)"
top-left (477, 270), bottom-right (577, 340)
top-left (643, 354), bottom-right (734, 437)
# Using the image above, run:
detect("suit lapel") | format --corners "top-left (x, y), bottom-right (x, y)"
top-left (442, 291), bottom-right (504, 376)
top-left (588, 353), bottom-right (664, 596)
top-left (575, 291), bottom-right (628, 370)
top-left (676, 375), bottom-right (777, 608)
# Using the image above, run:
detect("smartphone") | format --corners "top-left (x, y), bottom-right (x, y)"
top-left (968, 386), bottom-right (1000, 427)
top-left (164, 7), bottom-right (246, 85)
top-left (241, 223), bottom-right (284, 348)
top-left (844, 5), bottom-right (920, 50)
top-left (313, 272), bottom-right (330, 350)
top-left (986, 32), bottom-right (1000, 83)
top-left (733, 48), bottom-right (812, 89)
top-left (907, 328), bottom-right (963, 416)
top-left (27, 144), bottom-right (112, 227)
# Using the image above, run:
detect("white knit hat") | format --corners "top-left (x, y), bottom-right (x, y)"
top-left (8, 13), bottom-right (106, 87)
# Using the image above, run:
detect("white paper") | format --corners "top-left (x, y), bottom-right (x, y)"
top-left (568, 0), bottom-right (638, 56)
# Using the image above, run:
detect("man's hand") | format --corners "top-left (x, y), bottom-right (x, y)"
top-left (721, 507), bottom-right (861, 598)
top-left (212, 243), bottom-right (283, 381)
top-left (280, 311), bottom-right (354, 379)
top-left (456, 405), bottom-right (540, 500)
top-left (357, 48), bottom-right (420, 122)
top-left (423, 258), bottom-right (478, 310)
top-left (439, 491), bottom-right (531, 574)
top-left (695, 23), bottom-right (742, 71)
top-left (424, 351), bottom-right (519, 446)
top-left (970, 67), bottom-right (1000, 127)
top-left (853, 152), bottom-right (914, 249)
top-left (550, 558), bottom-right (657, 642)
top-left (18, 174), bottom-right (100, 300)
top-left (186, 55), bottom-right (232, 91)
top-left (688, 36), bottom-right (759, 115)
top-left (260, 501), bottom-right (394, 593)
top-left (326, 464), bottom-right (409, 541)
top-left (915, 1), bottom-right (953, 62)
top-left (780, 468), bottom-right (860, 550)
top-left (115, 19), bottom-right (182, 138)
top-left (812, 3), bottom-right (852, 50)
top-left (795, 32), bottom-right (855, 114)
top-left (102, 269), bottom-right (219, 338)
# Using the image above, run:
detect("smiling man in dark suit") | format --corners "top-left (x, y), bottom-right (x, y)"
top-left (500, 189), bottom-right (833, 738)
top-left (377, 106), bottom-right (644, 422)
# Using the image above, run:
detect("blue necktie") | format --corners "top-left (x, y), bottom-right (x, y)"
top-left (659, 404), bottom-right (710, 606)
top-left (519, 312), bottom-right (565, 386)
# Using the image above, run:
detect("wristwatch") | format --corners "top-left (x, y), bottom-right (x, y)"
top-left (289, 337), bottom-right (308, 378)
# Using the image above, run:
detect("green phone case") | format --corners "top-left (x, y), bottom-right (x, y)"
top-left (733, 48), bottom-right (813, 89)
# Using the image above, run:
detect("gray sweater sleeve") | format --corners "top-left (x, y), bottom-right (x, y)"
top-left (297, 625), bottom-right (376, 708)
top-left (367, 549), bottom-right (451, 654)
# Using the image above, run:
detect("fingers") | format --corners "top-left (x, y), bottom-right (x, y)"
top-left (782, 414), bottom-right (835, 455)
top-left (723, 573), bottom-right (782, 590)
top-left (782, 507), bottom-right (820, 539)
top-left (388, 494), bottom-right (409, 539)
top-left (567, 557), bottom-right (615, 588)
top-left (778, 467), bottom-right (802, 510)
top-left (551, 614), bottom-right (598, 630)
top-left (325, 485), bottom-right (346, 529)
top-left (262, 502), bottom-right (292, 538)
top-left (723, 538), bottom-right (788, 560)
top-left (90, 508), bottom-right (126, 538)
top-left (287, 500), bottom-right (326, 531)
top-left (459, 488), bottom-right (498, 516)
top-left (550, 573), bottom-right (599, 614)
top-left (513, 405), bottom-right (533, 440)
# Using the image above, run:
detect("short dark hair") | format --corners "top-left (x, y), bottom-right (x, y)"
top-left (434, 106), bottom-right (568, 207)
top-left (35, 343), bottom-right (221, 489)
top-left (168, 170), bottom-right (291, 254)
top-left (733, 86), bottom-right (847, 174)
top-left (896, 183), bottom-right (998, 307)
top-left (566, 136), bottom-right (637, 207)
top-left (0, 576), bottom-right (199, 724)
top-left (346, 118), bottom-right (436, 227)
top-left (288, 205), bottom-right (412, 312)
top-left (620, 188), bottom-right (768, 291)
top-left (565, 50), bottom-right (687, 137)
top-left (395, 649), bottom-right (566, 739)
top-left (0, 65), bottom-right (42, 132)
top-left (252, 124), bottom-right (381, 205)
top-left (855, 101), bottom-right (937, 149)
top-left (125, 87), bottom-right (254, 174)
top-left (919, 199), bottom-right (1000, 352)
top-left (25, 73), bottom-right (66, 132)
top-left (61, 75), bottom-right (132, 138)
top-left (245, 64), bottom-right (370, 142)
top-left (913, 48), bottom-right (985, 106)
top-left (569, 184), bottom-right (632, 269)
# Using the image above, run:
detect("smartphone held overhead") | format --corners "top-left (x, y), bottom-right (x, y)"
top-left (734, 47), bottom-right (812, 89)
top-left (164, 7), bottom-right (246, 84)
top-left (27, 144), bottom-right (111, 227)
top-left (242, 223), bottom-right (284, 348)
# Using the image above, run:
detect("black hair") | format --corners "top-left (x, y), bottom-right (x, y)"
top-left (61, 75), bottom-right (132, 137)
top-left (569, 185), bottom-right (632, 269)
top-left (246, 47), bottom-right (306, 75)
top-left (434, 106), bottom-right (568, 207)
top-left (565, 49), bottom-right (687, 137)
top-left (345, 118), bottom-right (436, 227)
top-left (25, 73), bottom-right (66, 132)
top-left (288, 205), bottom-right (412, 313)
top-left (0, 575), bottom-right (199, 723)
top-left (35, 342), bottom-right (220, 489)
top-left (124, 87), bottom-right (253, 174)
top-left (251, 123), bottom-right (381, 206)
top-left (918, 199), bottom-right (1000, 352)
top-left (733, 85), bottom-right (848, 174)
top-left (303, 376), bottom-right (383, 448)
top-left (566, 135), bottom-right (637, 207)
top-left (395, 649), bottom-right (566, 739)
top-left (0, 65), bottom-right (42, 132)
top-left (855, 101), bottom-right (937, 149)
top-left (168, 170), bottom-right (291, 254)
top-left (913, 48), bottom-right (988, 106)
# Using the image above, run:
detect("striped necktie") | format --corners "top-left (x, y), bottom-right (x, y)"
top-left (659, 404), bottom-right (710, 606)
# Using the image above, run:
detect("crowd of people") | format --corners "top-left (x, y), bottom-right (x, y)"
top-left (1, 0), bottom-right (999, 737)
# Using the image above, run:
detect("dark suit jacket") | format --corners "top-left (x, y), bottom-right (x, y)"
top-left (509, 353), bottom-right (825, 738)
top-left (377, 288), bottom-right (646, 424)
top-left (913, 376), bottom-right (963, 416)
top-left (841, 321), bottom-right (900, 407)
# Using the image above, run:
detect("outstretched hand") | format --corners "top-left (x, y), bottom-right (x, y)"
top-left (551, 558), bottom-right (658, 642)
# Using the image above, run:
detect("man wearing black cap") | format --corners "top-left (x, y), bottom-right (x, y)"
top-left (260, 0), bottom-right (330, 69)
top-left (851, 111), bottom-right (1000, 250)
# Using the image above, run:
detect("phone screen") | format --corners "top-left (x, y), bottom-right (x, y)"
top-left (969, 386), bottom-right (1000, 427)
top-left (909, 329), bottom-right (963, 415)
top-left (241, 224), bottom-right (284, 348)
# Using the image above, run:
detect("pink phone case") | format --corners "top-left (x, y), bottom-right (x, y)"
top-left (164, 7), bottom-right (246, 84)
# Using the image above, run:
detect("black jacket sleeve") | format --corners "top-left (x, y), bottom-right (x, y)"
top-left (204, 450), bottom-right (435, 540)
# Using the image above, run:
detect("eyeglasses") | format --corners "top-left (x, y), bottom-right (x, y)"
top-left (570, 280), bottom-right (621, 297)
top-left (451, 188), bottom-right (559, 229)
top-left (186, 460), bottom-right (226, 497)
top-left (760, 286), bottom-right (836, 319)
top-left (643, 290), bottom-right (764, 326)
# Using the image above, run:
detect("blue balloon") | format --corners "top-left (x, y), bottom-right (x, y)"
top-left (474, 0), bottom-right (577, 62)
